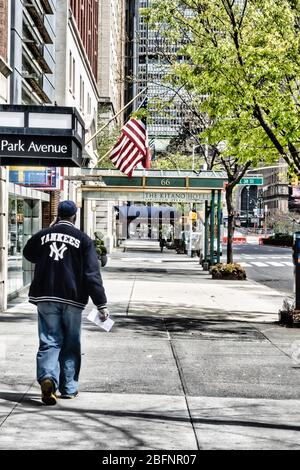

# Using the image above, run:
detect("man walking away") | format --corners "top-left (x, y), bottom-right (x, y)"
top-left (23, 200), bottom-right (108, 406)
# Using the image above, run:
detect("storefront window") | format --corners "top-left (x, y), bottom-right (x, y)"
top-left (8, 197), bottom-right (25, 295)
top-left (8, 198), bottom-right (24, 256)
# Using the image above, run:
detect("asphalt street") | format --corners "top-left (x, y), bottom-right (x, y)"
top-left (223, 244), bottom-right (294, 297)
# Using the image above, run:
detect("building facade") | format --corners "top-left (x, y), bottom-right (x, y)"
top-left (124, 0), bottom-right (135, 120)
top-left (128, 1), bottom-right (201, 148)
top-left (59, 0), bottom-right (103, 244)
top-left (1, 0), bottom-right (103, 311)
top-left (0, 0), bottom-right (11, 311)
top-left (10, 0), bottom-right (56, 105)
top-left (91, 1), bottom-right (126, 252)
top-left (98, 0), bottom-right (125, 125)
top-left (56, 0), bottom-right (100, 207)
top-left (56, 0), bottom-right (99, 159)
top-left (1, 0), bottom-right (57, 309)
top-left (235, 164), bottom-right (292, 231)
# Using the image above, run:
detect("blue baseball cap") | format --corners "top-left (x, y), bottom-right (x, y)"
top-left (57, 200), bottom-right (78, 218)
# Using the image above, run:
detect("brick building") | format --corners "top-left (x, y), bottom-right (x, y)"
top-left (98, 0), bottom-right (126, 125)
top-left (69, 0), bottom-right (99, 80)
top-left (0, 0), bottom-right (11, 101)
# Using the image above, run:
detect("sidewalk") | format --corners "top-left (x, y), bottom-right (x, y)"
top-left (0, 251), bottom-right (300, 450)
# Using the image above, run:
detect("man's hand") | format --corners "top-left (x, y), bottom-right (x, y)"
top-left (98, 307), bottom-right (109, 322)
top-left (49, 217), bottom-right (58, 227)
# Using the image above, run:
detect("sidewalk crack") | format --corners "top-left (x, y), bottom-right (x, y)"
top-left (162, 317), bottom-right (201, 451)
top-left (0, 382), bottom-right (35, 430)
top-left (126, 275), bottom-right (137, 316)
top-left (258, 326), bottom-right (299, 363)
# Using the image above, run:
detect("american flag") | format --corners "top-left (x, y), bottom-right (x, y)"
top-left (110, 118), bottom-right (148, 177)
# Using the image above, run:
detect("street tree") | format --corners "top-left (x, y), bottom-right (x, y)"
top-left (144, 0), bottom-right (300, 171)
top-left (97, 123), bottom-right (121, 168)
top-left (143, 0), bottom-right (300, 262)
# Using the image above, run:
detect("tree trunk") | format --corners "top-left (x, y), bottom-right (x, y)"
top-left (226, 184), bottom-right (235, 264)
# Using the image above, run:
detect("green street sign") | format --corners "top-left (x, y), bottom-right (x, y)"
top-left (239, 177), bottom-right (263, 185)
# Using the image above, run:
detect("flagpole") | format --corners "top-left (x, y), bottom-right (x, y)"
top-left (96, 93), bottom-right (150, 165)
top-left (85, 87), bottom-right (148, 147)
top-left (97, 145), bottom-right (115, 165)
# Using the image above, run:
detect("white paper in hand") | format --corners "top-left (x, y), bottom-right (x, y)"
top-left (87, 309), bottom-right (114, 332)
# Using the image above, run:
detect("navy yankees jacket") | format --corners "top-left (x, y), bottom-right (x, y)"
top-left (23, 220), bottom-right (107, 310)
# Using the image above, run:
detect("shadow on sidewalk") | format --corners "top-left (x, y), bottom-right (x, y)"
top-left (0, 313), bottom-right (36, 324)
top-left (0, 391), bottom-right (42, 407)
top-left (1, 390), bottom-right (300, 435)
top-left (91, 299), bottom-right (278, 324)
top-left (83, 313), bottom-right (268, 340)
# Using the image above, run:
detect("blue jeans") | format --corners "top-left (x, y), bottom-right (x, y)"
top-left (37, 302), bottom-right (83, 395)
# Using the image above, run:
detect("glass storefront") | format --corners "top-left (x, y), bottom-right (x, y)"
top-left (8, 198), bottom-right (24, 256)
top-left (7, 197), bottom-right (25, 295)
top-left (7, 196), bottom-right (42, 296)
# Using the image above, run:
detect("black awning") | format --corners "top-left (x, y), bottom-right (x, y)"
top-left (0, 105), bottom-right (85, 167)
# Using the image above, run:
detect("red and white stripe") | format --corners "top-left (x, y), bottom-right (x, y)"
top-left (110, 119), bottom-right (147, 176)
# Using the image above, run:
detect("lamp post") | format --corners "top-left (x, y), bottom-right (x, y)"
top-left (192, 145), bottom-right (201, 172)
top-left (192, 143), bottom-right (208, 172)
top-left (188, 203), bottom-right (193, 257)
top-left (257, 196), bottom-right (263, 230)
top-left (90, 201), bottom-right (97, 239)
top-left (246, 186), bottom-right (250, 232)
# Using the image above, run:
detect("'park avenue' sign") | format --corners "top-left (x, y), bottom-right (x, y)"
top-left (0, 104), bottom-right (85, 167)
top-left (0, 137), bottom-right (70, 156)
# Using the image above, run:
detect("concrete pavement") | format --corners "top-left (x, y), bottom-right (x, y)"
top-left (0, 251), bottom-right (300, 450)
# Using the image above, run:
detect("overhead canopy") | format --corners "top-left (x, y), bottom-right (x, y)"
top-left (71, 169), bottom-right (227, 203)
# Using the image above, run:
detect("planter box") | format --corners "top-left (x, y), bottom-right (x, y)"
top-left (212, 273), bottom-right (246, 280)
top-left (211, 263), bottom-right (247, 281)
top-left (278, 310), bottom-right (300, 327)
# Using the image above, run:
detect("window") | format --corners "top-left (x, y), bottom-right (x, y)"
top-left (82, 81), bottom-right (85, 112)
top-left (80, 76), bottom-right (85, 112)
top-left (69, 51), bottom-right (72, 91)
top-left (72, 58), bottom-right (76, 95)
top-left (80, 76), bottom-right (83, 110)
top-left (87, 93), bottom-right (91, 115)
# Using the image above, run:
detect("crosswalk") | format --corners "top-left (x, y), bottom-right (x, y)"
top-left (225, 255), bottom-right (293, 268)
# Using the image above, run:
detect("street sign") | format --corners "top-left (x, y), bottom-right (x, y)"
top-left (239, 177), bottom-right (264, 185)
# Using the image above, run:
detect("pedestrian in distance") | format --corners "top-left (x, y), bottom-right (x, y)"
top-left (23, 200), bottom-right (108, 406)
top-left (158, 228), bottom-right (166, 253)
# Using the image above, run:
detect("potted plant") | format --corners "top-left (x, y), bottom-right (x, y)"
top-left (93, 232), bottom-right (108, 267)
top-left (278, 299), bottom-right (300, 326)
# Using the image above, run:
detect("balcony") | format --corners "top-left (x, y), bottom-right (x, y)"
top-left (22, 71), bottom-right (51, 103)
top-left (0, 56), bottom-right (12, 78)
top-left (23, 39), bottom-right (52, 74)
top-left (40, 0), bottom-right (54, 14)
top-left (24, 2), bottom-right (53, 44)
